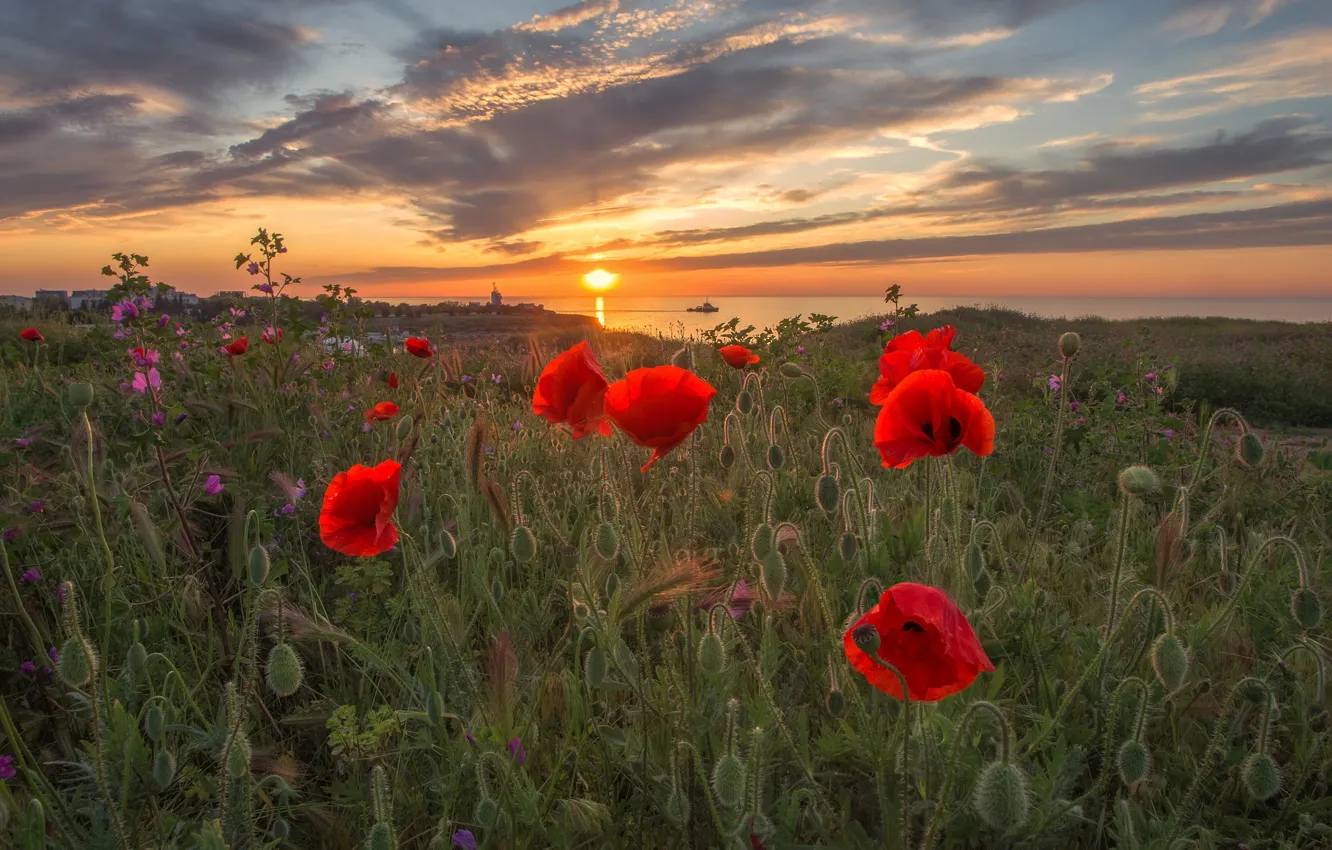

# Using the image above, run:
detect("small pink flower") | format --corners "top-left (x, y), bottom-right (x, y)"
top-left (796, 345), bottom-right (805, 354)
top-left (1117, 391), bottom-right (1126, 404)
top-left (158, 314), bottom-right (170, 328)
top-left (247, 262), bottom-right (260, 275)
top-left (204, 475), bottom-right (224, 496)
top-left (13, 437), bottom-right (31, 448)
top-left (19, 661), bottom-right (35, 676)
top-left (1144, 372), bottom-right (1157, 383)
top-left (152, 411), bottom-right (166, 427)
top-left (1047, 374), bottom-right (1061, 392)
top-left (20, 568), bottom-right (40, 583)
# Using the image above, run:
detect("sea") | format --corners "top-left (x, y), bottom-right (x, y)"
top-left (392, 295), bottom-right (1332, 336)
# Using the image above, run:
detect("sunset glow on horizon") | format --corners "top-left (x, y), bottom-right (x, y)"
top-left (0, 0), bottom-right (1328, 299)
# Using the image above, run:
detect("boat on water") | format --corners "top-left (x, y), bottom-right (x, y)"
top-left (687, 298), bottom-right (719, 313)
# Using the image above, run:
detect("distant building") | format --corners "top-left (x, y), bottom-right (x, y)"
top-left (0, 295), bottom-right (33, 311)
top-left (214, 290), bottom-right (247, 299)
top-left (514, 302), bottom-right (540, 310)
top-left (468, 301), bottom-right (482, 308)
top-left (34, 289), bottom-right (69, 304)
top-left (155, 291), bottom-right (200, 307)
top-left (70, 289), bottom-right (107, 310)
top-left (490, 284), bottom-right (502, 307)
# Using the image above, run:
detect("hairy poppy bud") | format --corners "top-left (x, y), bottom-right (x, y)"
top-left (248, 544), bottom-right (270, 586)
top-left (851, 623), bottom-right (880, 654)
top-left (751, 524), bottom-right (774, 560)
top-left (438, 527), bottom-right (457, 559)
top-left (273, 819), bottom-right (291, 841)
top-left (966, 542), bottom-right (985, 581)
top-left (1116, 740), bottom-right (1151, 786)
top-left (367, 821), bottom-right (395, 850)
top-left (698, 630), bottom-right (726, 677)
top-left (604, 573), bottom-right (619, 601)
top-left (815, 474), bottom-right (840, 514)
top-left (736, 391), bottom-right (754, 415)
top-left (126, 640), bottom-right (148, 680)
top-left (68, 382), bottom-right (94, 408)
top-left (490, 578), bottom-right (504, 603)
top-left (153, 749), bottom-right (177, 789)
top-left (712, 753), bottom-right (746, 809)
top-left (510, 526), bottom-right (537, 563)
top-left (59, 635), bottom-right (97, 687)
top-left (766, 442), bottom-right (785, 470)
top-left (594, 522), bottom-right (619, 560)
top-left (266, 641), bottom-right (303, 697)
top-left (1118, 465), bottom-right (1161, 498)
top-left (779, 362), bottom-right (804, 378)
top-left (1058, 332), bottom-right (1081, 359)
top-left (838, 531), bottom-right (858, 563)
top-left (1238, 432), bottom-right (1265, 467)
top-left (825, 687), bottom-right (846, 717)
top-left (475, 797), bottom-right (499, 828)
top-left (225, 734), bottom-right (251, 779)
top-left (396, 416), bottom-right (412, 442)
top-left (663, 788), bottom-right (690, 825)
top-left (572, 600), bottom-right (590, 620)
top-left (1150, 634), bottom-right (1189, 692)
top-left (972, 761), bottom-right (1029, 830)
top-left (585, 647), bottom-right (607, 688)
top-left (760, 550), bottom-right (786, 602)
top-left (145, 705), bottom-right (166, 743)
top-left (1291, 587), bottom-right (1322, 630)
top-left (1241, 752), bottom-right (1281, 800)
top-left (718, 443), bottom-right (736, 469)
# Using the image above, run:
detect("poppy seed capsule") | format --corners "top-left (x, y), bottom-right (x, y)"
top-left (851, 623), bottom-right (880, 654)
top-left (779, 362), bottom-right (804, 378)
top-left (67, 382), bottom-right (94, 408)
top-left (1150, 634), bottom-right (1189, 692)
top-left (698, 630), bottom-right (726, 677)
top-left (604, 573), bottom-right (620, 600)
top-left (1058, 332), bottom-right (1081, 359)
top-left (736, 391), bottom-right (754, 415)
top-left (367, 821), bottom-right (395, 850)
top-left (248, 544), bottom-right (270, 586)
top-left (972, 761), bottom-right (1030, 830)
top-left (510, 526), bottom-right (537, 563)
top-left (1118, 465), bottom-right (1161, 498)
top-left (266, 641), bottom-right (303, 697)
top-left (153, 749), bottom-right (176, 789)
top-left (1241, 752), bottom-right (1281, 800)
top-left (1238, 432), bottom-right (1265, 467)
top-left (766, 442), bottom-right (785, 470)
top-left (838, 531), bottom-right (858, 563)
top-left (1116, 739), bottom-right (1151, 786)
top-left (594, 522), bottom-right (619, 560)
top-left (585, 647), bottom-right (608, 687)
top-left (438, 528), bottom-right (457, 559)
top-left (1291, 587), bottom-right (1322, 630)
top-left (712, 753), bottom-right (747, 809)
top-left (815, 474), bottom-right (840, 514)
top-left (145, 705), bottom-right (166, 743)
top-left (751, 523), bottom-right (774, 560)
top-left (718, 443), bottom-right (736, 469)
top-left (760, 550), bottom-right (786, 601)
top-left (58, 635), bottom-right (97, 687)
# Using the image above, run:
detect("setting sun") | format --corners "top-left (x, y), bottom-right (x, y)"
top-left (581, 268), bottom-right (619, 292)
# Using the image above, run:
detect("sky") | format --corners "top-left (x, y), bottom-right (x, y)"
top-left (2, 0), bottom-right (1330, 299)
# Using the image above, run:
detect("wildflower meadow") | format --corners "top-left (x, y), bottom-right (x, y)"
top-left (1, 237), bottom-right (1330, 850)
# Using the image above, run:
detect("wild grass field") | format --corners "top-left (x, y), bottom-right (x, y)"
top-left (1, 242), bottom-right (1330, 850)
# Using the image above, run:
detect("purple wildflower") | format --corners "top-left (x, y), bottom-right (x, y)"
top-left (56, 584), bottom-right (66, 602)
top-left (293, 479), bottom-right (307, 500)
top-left (0, 755), bottom-right (15, 780)
top-left (1069, 401), bottom-right (1079, 413)
top-left (452, 830), bottom-right (477, 850)
top-left (348, 591), bottom-right (360, 603)
top-left (14, 437), bottom-right (31, 448)
top-left (465, 731), bottom-right (477, 745)
top-left (48, 647), bottom-right (58, 664)
top-left (491, 373), bottom-right (502, 384)
top-left (25, 501), bottom-right (43, 515)
top-left (1162, 429), bottom-right (1175, 440)
top-left (1043, 446), bottom-right (1054, 456)
top-left (20, 568), bottom-right (40, 584)
top-left (1117, 391), bottom-right (1127, 404)
top-left (832, 397), bottom-right (844, 407)
top-left (879, 319), bottom-right (894, 331)
top-left (508, 737), bottom-right (527, 765)
top-left (1144, 372), bottom-right (1157, 383)
top-left (462, 375), bottom-right (473, 383)
top-left (511, 421), bottom-right (523, 431)
top-left (247, 261), bottom-right (260, 275)
top-left (204, 475), bottom-right (223, 496)
top-left (20, 661), bottom-right (35, 675)
top-left (257, 282), bottom-right (274, 295)
top-left (157, 314), bottom-right (170, 328)
top-left (175, 412), bottom-right (189, 425)
top-left (1047, 374), bottom-right (1062, 392)
top-left (796, 345), bottom-right (805, 354)
top-left (275, 504), bottom-right (295, 517)
top-left (41, 667), bottom-right (52, 676)
top-left (361, 422), bottom-right (372, 433)
top-left (2, 528), bottom-right (17, 543)
top-left (151, 411), bottom-right (166, 427)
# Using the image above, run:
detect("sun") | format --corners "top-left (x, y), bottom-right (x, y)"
top-left (581, 268), bottom-right (619, 292)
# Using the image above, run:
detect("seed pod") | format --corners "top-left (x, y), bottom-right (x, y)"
top-left (439, 528), bottom-right (457, 559)
top-left (815, 474), bottom-right (840, 514)
top-left (663, 788), bottom-right (690, 825)
top-left (402, 619), bottom-right (418, 642)
top-left (366, 821), bottom-right (395, 850)
top-left (760, 550), bottom-right (786, 602)
top-left (266, 641), bottom-right (303, 697)
top-left (67, 382), bottom-right (95, 408)
top-left (1241, 752), bottom-right (1281, 800)
top-left (1238, 678), bottom-right (1268, 703)
top-left (58, 635), bottom-right (97, 687)
top-left (698, 630), bottom-right (726, 677)
top-left (779, 362), bottom-right (805, 378)
top-left (712, 754), bottom-right (747, 809)
top-left (736, 391), bottom-right (754, 415)
top-left (766, 443), bottom-right (785, 470)
top-left (751, 524), bottom-right (774, 560)
top-left (1116, 739), bottom-right (1151, 786)
top-left (273, 818), bottom-right (291, 841)
top-left (972, 761), bottom-right (1030, 830)
top-left (852, 623), bottom-right (881, 654)
top-left (718, 443), bottom-right (736, 469)
top-left (966, 542), bottom-right (985, 581)
top-left (145, 705), bottom-right (166, 742)
top-left (153, 748), bottom-right (177, 788)
top-left (396, 416), bottom-right (412, 442)
top-left (510, 526), bottom-right (537, 563)
top-left (604, 573), bottom-right (620, 601)
top-left (838, 531), bottom-right (858, 563)
top-left (1118, 465), bottom-right (1161, 499)
top-left (1291, 587), bottom-right (1322, 631)
top-left (825, 688), bottom-right (846, 717)
top-left (474, 797), bottom-right (499, 828)
top-left (585, 647), bottom-right (608, 688)
top-left (225, 734), bottom-right (251, 779)
top-left (1058, 332), bottom-right (1081, 359)
top-left (1150, 633), bottom-right (1189, 692)
top-left (126, 641), bottom-right (148, 680)
top-left (24, 798), bottom-right (44, 844)
top-left (594, 522), bottom-right (619, 560)
top-left (1238, 432), bottom-right (1265, 467)
top-left (248, 544), bottom-right (270, 586)
top-left (572, 601), bottom-right (591, 620)
top-left (490, 578), bottom-right (504, 603)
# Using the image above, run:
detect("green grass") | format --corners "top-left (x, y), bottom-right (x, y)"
top-left (1, 295), bottom-right (1330, 850)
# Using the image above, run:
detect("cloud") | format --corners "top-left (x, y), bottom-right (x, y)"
top-left (518, 0), bottom-right (622, 33)
top-left (1160, 0), bottom-right (1306, 39)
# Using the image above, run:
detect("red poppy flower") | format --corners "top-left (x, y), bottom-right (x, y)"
top-left (603, 365), bottom-right (717, 472)
top-left (222, 337), bottom-right (249, 356)
top-left (387, 372), bottom-right (399, 389)
top-left (364, 401), bottom-right (400, 423)
top-left (870, 325), bottom-right (985, 404)
top-left (262, 328), bottom-right (283, 344)
top-left (405, 337), bottom-right (432, 358)
top-left (318, 459), bottom-right (401, 556)
top-left (532, 341), bottom-right (612, 440)
top-left (844, 582), bottom-right (993, 701)
top-left (20, 328), bottom-right (43, 342)
top-left (873, 369), bottom-right (994, 469)
top-left (719, 344), bottom-right (759, 369)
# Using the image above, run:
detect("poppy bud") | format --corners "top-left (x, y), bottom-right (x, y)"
top-left (760, 550), bottom-right (786, 602)
top-left (972, 761), bottom-right (1030, 830)
top-left (126, 640), bottom-right (148, 681)
top-left (510, 526), bottom-right (537, 563)
top-left (490, 578), bottom-right (504, 603)
top-left (698, 630), bottom-right (726, 677)
top-left (585, 647), bottom-right (608, 688)
top-left (719, 443), bottom-right (736, 469)
top-left (766, 442), bottom-right (785, 470)
top-left (475, 797), bottom-right (499, 828)
top-left (815, 474), bottom-right (840, 514)
top-left (973, 566), bottom-right (993, 597)
top-left (225, 733), bottom-right (251, 778)
top-left (1241, 752), bottom-right (1281, 800)
top-left (273, 819), bottom-right (291, 841)
top-left (59, 635), bottom-right (97, 687)
top-left (153, 749), bottom-right (177, 789)
top-left (1238, 432), bottom-right (1265, 467)
top-left (439, 528), bottom-right (457, 560)
top-left (1116, 739), bottom-right (1151, 786)
top-left (402, 619), bottom-right (418, 642)
top-left (779, 362), bottom-right (804, 378)
top-left (1150, 634), bottom-right (1189, 692)
top-left (266, 641), bottom-right (303, 697)
top-left (68, 382), bottom-right (95, 408)
top-left (1291, 587), bottom-right (1323, 630)
top-left (825, 687), bottom-right (846, 717)
top-left (838, 531), bottom-right (858, 563)
top-left (851, 623), bottom-right (880, 654)
top-left (573, 600), bottom-right (591, 620)
top-left (1238, 678), bottom-right (1268, 703)
top-left (751, 524), bottom-right (774, 560)
top-left (966, 542), bottom-right (985, 581)
top-left (1058, 332), bottom-right (1081, 359)
top-left (396, 416), bottom-right (412, 442)
top-left (248, 543), bottom-right (270, 586)
top-left (712, 753), bottom-right (747, 809)
top-left (736, 391), bottom-right (754, 415)
top-left (604, 572), bottom-right (620, 600)
top-left (145, 705), bottom-right (166, 742)
top-left (663, 788), bottom-right (690, 825)
top-left (1118, 465), bottom-right (1161, 498)
top-left (367, 822), bottom-right (395, 850)
top-left (594, 522), bottom-right (619, 560)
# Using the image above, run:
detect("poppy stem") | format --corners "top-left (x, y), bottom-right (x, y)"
top-left (1105, 489), bottom-right (1132, 639)
top-left (1200, 534), bottom-right (1307, 642)
top-left (1027, 356), bottom-right (1072, 575)
top-left (920, 700), bottom-right (1013, 850)
top-left (1188, 407), bottom-right (1247, 490)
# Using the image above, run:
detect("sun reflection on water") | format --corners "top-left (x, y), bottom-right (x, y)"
top-left (595, 296), bottom-right (605, 327)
